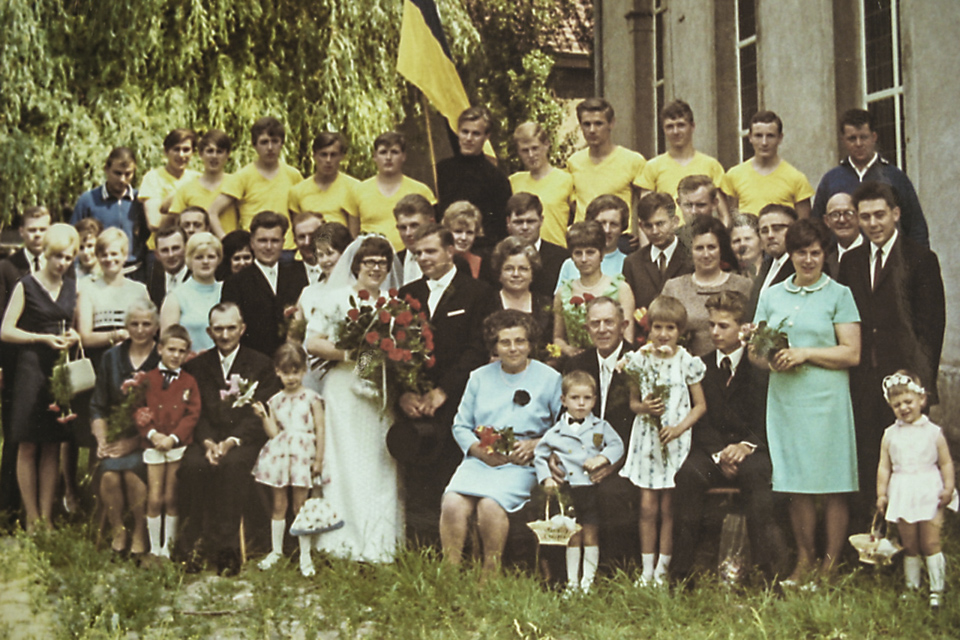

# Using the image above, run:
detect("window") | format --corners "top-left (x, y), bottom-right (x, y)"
top-left (736, 0), bottom-right (759, 161)
top-left (654, 0), bottom-right (667, 154)
top-left (861, 0), bottom-right (905, 170)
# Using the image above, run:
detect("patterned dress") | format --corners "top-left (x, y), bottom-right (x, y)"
top-left (619, 346), bottom-right (705, 489)
top-left (252, 387), bottom-right (322, 489)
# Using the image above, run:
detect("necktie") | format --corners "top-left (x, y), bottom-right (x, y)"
top-left (658, 252), bottom-right (667, 278)
top-left (872, 248), bottom-right (883, 291)
top-left (33, 255), bottom-right (40, 272)
top-left (568, 417), bottom-right (585, 425)
top-left (161, 369), bottom-right (177, 390)
top-left (720, 357), bottom-right (732, 386)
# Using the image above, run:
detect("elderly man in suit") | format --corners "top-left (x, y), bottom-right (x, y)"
top-left (746, 203), bottom-right (797, 319)
top-left (177, 302), bottom-right (280, 574)
top-left (0, 206), bottom-right (51, 523)
top-left (671, 291), bottom-right (784, 580)
top-left (838, 181), bottom-right (945, 528)
top-left (623, 192), bottom-right (694, 316)
top-left (221, 211), bottom-right (307, 356)
top-left (822, 192), bottom-right (862, 280)
top-left (397, 223), bottom-right (492, 544)
top-left (561, 295), bottom-right (639, 565)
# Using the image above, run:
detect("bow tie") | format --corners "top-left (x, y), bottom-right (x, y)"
top-left (568, 417), bottom-right (586, 425)
top-left (161, 369), bottom-right (179, 389)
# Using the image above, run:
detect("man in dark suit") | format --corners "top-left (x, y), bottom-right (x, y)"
top-left (290, 212), bottom-right (325, 286)
top-left (623, 192), bottom-right (694, 315)
top-left (495, 192), bottom-right (568, 296)
top-left (393, 194), bottom-right (436, 285)
top-left (178, 302), bottom-right (280, 574)
top-left (0, 206), bottom-right (50, 523)
top-left (672, 291), bottom-right (784, 579)
top-left (221, 211), bottom-right (307, 357)
top-left (146, 224), bottom-right (189, 309)
top-left (397, 223), bottom-right (492, 544)
top-left (822, 192), bottom-right (862, 280)
top-left (562, 296), bottom-right (639, 566)
top-left (838, 181), bottom-right (945, 527)
top-left (746, 204), bottom-right (797, 320)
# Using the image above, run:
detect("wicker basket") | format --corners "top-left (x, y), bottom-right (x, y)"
top-left (848, 511), bottom-right (902, 566)
top-left (526, 495), bottom-right (581, 546)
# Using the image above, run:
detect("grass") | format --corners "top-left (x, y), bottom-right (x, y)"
top-left (2, 517), bottom-right (959, 639)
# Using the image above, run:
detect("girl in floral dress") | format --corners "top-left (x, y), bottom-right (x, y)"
top-left (252, 344), bottom-right (326, 576)
top-left (619, 296), bottom-right (706, 586)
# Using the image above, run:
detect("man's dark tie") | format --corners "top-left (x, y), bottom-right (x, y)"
top-left (872, 248), bottom-right (883, 291)
top-left (658, 253), bottom-right (667, 278)
top-left (162, 370), bottom-right (177, 390)
top-left (720, 357), bottom-right (732, 387)
top-left (33, 255), bottom-right (40, 272)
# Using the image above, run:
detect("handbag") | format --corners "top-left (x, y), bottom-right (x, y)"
top-left (290, 476), bottom-right (345, 536)
top-left (63, 343), bottom-right (96, 396)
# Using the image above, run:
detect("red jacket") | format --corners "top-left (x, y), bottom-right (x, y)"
top-left (136, 368), bottom-right (201, 447)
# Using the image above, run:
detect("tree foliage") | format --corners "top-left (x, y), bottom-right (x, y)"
top-left (0, 0), bottom-right (582, 224)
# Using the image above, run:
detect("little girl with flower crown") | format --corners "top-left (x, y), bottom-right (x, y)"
top-left (876, 370), bottom-right (957, 608)
top-left (619, 295), bottom-right (706, 586)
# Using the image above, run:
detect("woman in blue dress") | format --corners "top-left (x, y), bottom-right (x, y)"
top-left (440, 310), bottom-right (563, 577)
top-left (160, 232), bottom-right (222, 352)
top-left (0, 224), bottom-right (81, 533)
top-left (751, 218), bottom-right (861, 583)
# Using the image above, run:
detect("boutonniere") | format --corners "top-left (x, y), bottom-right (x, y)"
top-left (593, 433), bottom-right (603, 449)
top-left (513, 390), bottom-right (530, 406)
top-left (182, 388), bottom-right (192, 403)
top-left (220, 375), bottom-right (258, 408)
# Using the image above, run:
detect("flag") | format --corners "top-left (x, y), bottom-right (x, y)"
top-left (397, 0), bottom-right (494, 156)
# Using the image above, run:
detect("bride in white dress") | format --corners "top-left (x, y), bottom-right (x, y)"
top-left (303, 235), bottom-right (404, 563)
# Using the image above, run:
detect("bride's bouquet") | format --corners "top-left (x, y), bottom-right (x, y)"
top-left (335, 288), bottom-right (435, 408)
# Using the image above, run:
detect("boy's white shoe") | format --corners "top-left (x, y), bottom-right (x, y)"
top-left (258, 551), bottom-right (282, 571)
top-left (156, 546), bottom-right (171, 559)
top-left (300, 560), bottom-right (316, 578)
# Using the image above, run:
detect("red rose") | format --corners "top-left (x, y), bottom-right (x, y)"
top-left (134, 406), bottom-right (153, 429)
top-left (401, 350), bottom-right (412, 362)
top-left (389, 288), bottom-right (399, 297)
top-left (347, 308), bottom-right (360, 321)
top-left (408, 297), bottom-right (422, 311)
top-left (283, 305), bottom-right (297, 318)
top-left (365, 331), bottom-right (379, 345)
top-left (583, 292), bottom-right (595, 302)
top-left (396, 329), bottom-right (407, 342)
top-left (425, 336), bottom-right (435, 351)
top-left (426, 355), bottom-right (436, 368)
top-left (48, 403), bottom-right (60, 412)
top-left (379, 310), bottom-right (392, 324)
top-left (396, 310), bottom-right (413, 326)
top-left (388, 349), bottom-right (403, 362)
top-left (570, 296), bottom-right (584, 306)
top-left (380, 337), bottom-right (395, 351)
top-left (376, 296), bottom-right (386, 307)
top-left (358, 290), bottom-right (371, 300)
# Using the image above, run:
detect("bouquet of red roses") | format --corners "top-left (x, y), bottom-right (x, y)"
top-left (335, 288), bottom-right (435, 407)
top-left (475, 425), bottom-right (518, 456)
top-left (104, 371), bottom-right (153, 443)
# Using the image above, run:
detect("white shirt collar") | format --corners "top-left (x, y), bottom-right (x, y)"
top-left (850, 153), bottom-right (879, 180)
top-left (304, 262), bottom-right (323, 285)
top-left (871, 228), bottom-right (898, 268)
top-left (167, 264), bottom-right (188, 288)
top-left (717, 346), bottom-right (744, 371)
top-left (836, 235), bottom-right (863, 261)
top-left (427, 265), bottom-right (456, 291)
top-left (219, 346), bottom-right (240, 379)
top-left (533, 238), bottom-right (542, 252)
top-left (27, 250), bottom-right (44, 273)
top-left (100, 184), bottom-right (135, 201)
top-left (255, 259), bottom-right (278, 293)
top-left (597, 344), bottom-right (623, 370)
top-left (650, 237), bottom-right (678, 265)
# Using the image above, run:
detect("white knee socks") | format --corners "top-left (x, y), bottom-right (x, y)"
top-left (271, 518), bottom-right (285, 555)
top-left (654, 554), bottom-right (671, 582)
top-left (299, 534), bottom-right (316, 577)
top-left (161, 515), bottom-right (177, 556)
top-left (147, 516), bottom-right (162, 554)
top-left (581, 546), bottom-right (599, 591)
top-left (640, 553), bottom-right (656, 582)
top-left (903, 555), bottom-right (922, 590)
top-left (565, 547), bottom-right (581, 588)
top-left (927, 552), bottom-right (945, 594)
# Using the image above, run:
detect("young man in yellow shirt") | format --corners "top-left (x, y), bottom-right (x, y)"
top-left (287, 132), bottom-right (360, 235)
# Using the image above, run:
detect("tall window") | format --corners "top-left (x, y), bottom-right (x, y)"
top-left (654, 0), bottom-right (667, 154)
top-left (861, 0), bottom-right (905, 169)
top-left (736, 0), bottom-right (758, 160)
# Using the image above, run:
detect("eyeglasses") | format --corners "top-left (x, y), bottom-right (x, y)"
top-left (825, 210), bottom-right (856, 222)
top-left (503, 265), bottom-right (532, 275)
top-left (360, 258), bottom-right (389, 269)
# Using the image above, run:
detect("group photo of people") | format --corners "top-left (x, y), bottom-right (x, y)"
top-left (0, 95), bottom-right (954, 610)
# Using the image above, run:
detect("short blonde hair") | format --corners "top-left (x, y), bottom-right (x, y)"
top-left (185, 231), bottom-right (223, 263)
top-left (95, 227), bottom-right (129, 258)
top-left (441, 201), bottom-right (484, 237)
top-left (43, 224), bottom-right (80, 258)
top-left (648, 295), bottom-right (688, 332)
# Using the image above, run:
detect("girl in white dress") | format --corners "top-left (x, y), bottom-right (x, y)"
top-left (252, 344), bottom-right (326, 576)
top-left (619, 296), bottom-right (706, 586)
top-left (877, 370), bottom-right (957, 608)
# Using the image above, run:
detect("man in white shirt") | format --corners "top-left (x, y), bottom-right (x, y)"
top-left (291, 212), bottom-right (325, 286)
top-left (746, 203), bottom-right (798, 319)
top-left (147, 225), bottom-right (189, 309)
top-left (393, 194), bottom-right (436, 285)
top-left (502, 192), bottom-right (568, 296)
top-left (823, 193), bottom-right (862, 279)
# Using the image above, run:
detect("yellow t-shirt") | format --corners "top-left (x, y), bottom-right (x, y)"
top-left (637, 151), bottom-right (725, 227)
top-left (509, 169), bottom-right (574, 247)
top-left (720, 159), bottom-right (814, 215)
top-left (138, 166), bottom-right (201, 249)
top-left (221, 162), bottom-right (304, 249)
top-left (567, 146), bottom-right (646, 232)
top-left (287, 172), bottom-right (360, 228)
top-left (355, 176), bottom-right (436, 250)
top-left (170, 175), bottom-right (240, 234)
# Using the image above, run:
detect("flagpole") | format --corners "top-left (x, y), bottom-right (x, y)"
top-left (421, 92), bottom-right (439, 194)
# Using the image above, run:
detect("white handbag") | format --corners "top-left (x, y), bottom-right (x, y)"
top-left (63, 343), bottom-right (96, 396)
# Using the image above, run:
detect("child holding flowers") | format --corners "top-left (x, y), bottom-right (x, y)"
top-left (136, 324), bottom-right (200, 558)
top-left (876, 370), bottom-right (957, 608)
top-left (252, 343), bottom-right (326, 577)
top-left (619, 296), bottom-right (706, 586)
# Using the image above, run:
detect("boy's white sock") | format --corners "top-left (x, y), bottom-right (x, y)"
top-left (270, 518), bottom-right (285, 555)
top-left (654, 554), bottom-right (671, 577)
top-left (641, 553), bottom-right (656, 579)
top-left (926, 552), bottom-right (945, 593)
top-left (581, 546), bottom-right (600, 591)
top-left (299, 535), bottom-right (315, 577)
top-left (903, 555), bottom-right (922, 590)
top-left (146, 516), bottom-right (162, 554)
top-left (565, 547), bottom-right (582, 588)
top-left (162, 515), bottom-right (178, 551)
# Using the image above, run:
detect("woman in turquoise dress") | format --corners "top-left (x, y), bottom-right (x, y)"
top-left (440, 310), bottom-right (563, 577)
top-left (751, 219), bottom-right (861, 583)
top-left (553, 221), bottom-right (634, 358)
top-left (160, 232), bottom-right (222, 352)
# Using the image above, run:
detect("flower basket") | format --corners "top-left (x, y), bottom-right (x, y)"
top-left (848, 511), bottom-right (902, 566)
top-left (527, 494), bottom-right (581, 546)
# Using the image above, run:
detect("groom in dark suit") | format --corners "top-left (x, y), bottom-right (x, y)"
top-left (178, 302), bottom-right (280, 574)
top-left (746, 204), bottom-right (797, 320)
top-left (839, 181), bottom-right (945, 527)
top-left (221, 211), bottom-right (307, 357)
top-left (562, 296), bottom-right (639, 566)
top-left (398, 223), bottom-right (492, 544)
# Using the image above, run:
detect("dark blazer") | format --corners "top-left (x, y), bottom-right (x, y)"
top-left (146, 264), bottom-right (190, 309)
top-left (747, 255), bottom-right (795, 321)
top-left (399, 267), bottom-right (492, 416)
top-left (221, 262), bottom-right (307, 356)
top-left (183, 345), bottom-right (280, 447)
top-left (564, 341), bottom-right (636, 445)
top-left (622, 241), bottom-right (694, 311)
top-left (534, 240), bottom-right (569, 298)
top-left (694, 350), bottom-right (767, 455)
top-left (838, 235), bottom-right (945, 403)
top-left (0, 249), bottom-right (31, 315)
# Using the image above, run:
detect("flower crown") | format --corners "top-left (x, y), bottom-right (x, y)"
top-left (881, 372), bottom-right (925, 401)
